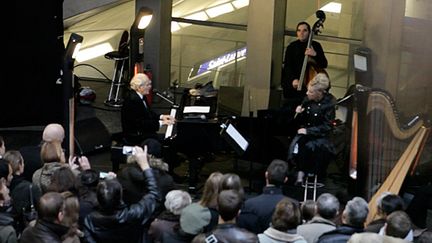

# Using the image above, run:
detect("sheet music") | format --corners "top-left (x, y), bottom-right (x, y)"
top-left (226, 124), bottom-right (249, 151)
top-left (183, 106), bottom-right (210, 114)
top-left (354, 54), bottom-right (367, 71)
top-left (165, 108), bottom-right (177, 139)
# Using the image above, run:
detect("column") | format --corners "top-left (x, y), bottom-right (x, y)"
top-left (363, 0), bottom-right (405, 95)
top-left (242, 0), bottom-right (286, 116)
top-left (136, 0), bottom-right (173, 91)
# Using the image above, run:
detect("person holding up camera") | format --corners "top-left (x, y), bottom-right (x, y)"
top-left (83, 145), bottom-right (161, 243)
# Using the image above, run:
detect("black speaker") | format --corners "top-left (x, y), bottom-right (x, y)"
top-left (75, 117), bottom-right (111, 155)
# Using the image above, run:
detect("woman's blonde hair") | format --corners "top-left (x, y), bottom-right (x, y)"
top-left (3, 150), bottom-right (24, 174)
top-left (200, 172), bottom-right (223, 208)
top-left (40, 141), bottom-right (65, 163)
top-left (60, 191), bottom-right (83, 239)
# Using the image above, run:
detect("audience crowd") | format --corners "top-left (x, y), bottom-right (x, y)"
top-left (0, 125), bottom-right (430, 243)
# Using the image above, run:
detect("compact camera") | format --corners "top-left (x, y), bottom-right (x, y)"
top-left (122, 146), bottom-right (136, 155)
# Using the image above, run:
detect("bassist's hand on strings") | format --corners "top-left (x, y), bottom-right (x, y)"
top-left (305, 47), bottom-right (316, 57)
top-left (292, 79), bottom-right (300, 89)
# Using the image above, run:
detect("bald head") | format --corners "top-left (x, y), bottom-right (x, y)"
top-left (42, 124), bottom-right (65, 143)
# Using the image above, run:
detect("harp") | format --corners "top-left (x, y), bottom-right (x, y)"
top-left (347, 87), bottom-right (430, 224)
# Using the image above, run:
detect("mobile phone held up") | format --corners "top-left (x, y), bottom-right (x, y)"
top-left (122, 146), bottom-right (135, 155)
top-left (99, 172), bottom-right (109, 179)
top-left (74, 156), bottom-right (81, 165)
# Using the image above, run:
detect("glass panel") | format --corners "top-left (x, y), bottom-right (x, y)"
top-left (171, 25), bottom-right (247, 88)
top-left (64, 1), bottom-right (135, 80)
top-left (284, 0), bottom-right (364, 99)
top-left (172, 0), bottom-right (249, 25)
top-left (285, 0), bottom-right (364, 40)
top-left (396, 0), bottom-right (432, 117)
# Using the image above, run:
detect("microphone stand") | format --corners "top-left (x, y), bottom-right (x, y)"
top-left (155, 92), bottom-right (173, 105)
top-left (154, 90), bottom-right (179, 108)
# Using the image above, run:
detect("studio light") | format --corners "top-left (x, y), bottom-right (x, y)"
top-left (63, 33), bottom-right (84, 157)
top-left (130, 7), bottom-right (154, 76)
top-left (64, 33), bottom-right (83, 70)
top-left (134, 7), bottom-right (153, 30)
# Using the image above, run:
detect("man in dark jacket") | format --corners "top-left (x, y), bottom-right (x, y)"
top-left (297, 193), bottom-right (339, 243)
top-left (83, 145), bottom-right (161, 243)
top-left (237, 159), bottom-right (296, 234)
top-left (4, 150), bottom-right (41, 234)
top-left (0, 176), bottom-right (16, 243)
top-left (121, 73), bottom-right (175, 145)
top-left (318, 197), bottom-right (369, 243)
top-left (20, 192), bottom-right (69, 243)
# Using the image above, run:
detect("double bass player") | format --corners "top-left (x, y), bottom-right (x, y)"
top-left (282, 21), bottom-right (328, 117)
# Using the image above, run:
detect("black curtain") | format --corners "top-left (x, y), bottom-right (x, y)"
top-left (3, 0), bottom-right (65, 127)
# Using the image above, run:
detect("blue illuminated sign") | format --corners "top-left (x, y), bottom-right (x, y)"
top-left (196, 47), bottom-right (247, 76)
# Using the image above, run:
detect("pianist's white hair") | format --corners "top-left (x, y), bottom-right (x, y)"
top-left (130, 73), bottom-right (151, 91)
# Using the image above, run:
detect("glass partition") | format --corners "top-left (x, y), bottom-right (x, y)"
top-left (284, 0), bottom-right (364, 98)
top-left (171, 26), bottom-right (247, 88)
top-left (173, 0), bottom-right (365, 98)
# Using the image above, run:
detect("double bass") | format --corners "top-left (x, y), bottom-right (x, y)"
top-left (297, 10), bottom-right (327, 91)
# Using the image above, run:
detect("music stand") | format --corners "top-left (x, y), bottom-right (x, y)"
top-left (220, 120), bottom-right (258, 191)
top-left (220, 122), bottom-right (249, 156)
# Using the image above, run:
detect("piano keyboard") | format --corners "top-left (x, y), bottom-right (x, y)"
top-left (165, 108), bottom-right (177, 139)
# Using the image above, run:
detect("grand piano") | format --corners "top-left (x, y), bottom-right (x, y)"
top-left (165, 85), bottom-right (294, 192)
top-left (165, 86), bottom-right (228, 192)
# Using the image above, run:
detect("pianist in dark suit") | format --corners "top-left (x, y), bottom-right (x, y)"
top-left (121, 73), bottom-right (175, 145)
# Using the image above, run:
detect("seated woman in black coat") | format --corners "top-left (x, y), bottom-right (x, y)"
top-left (289, 73), bottom-right (336, 184)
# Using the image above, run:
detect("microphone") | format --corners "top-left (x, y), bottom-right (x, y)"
top-left (153, 89), bottom-right (175, 105)
top-left (153, 89), bottom-right (172, 98)
top-left (294, 99), bottom-right (310, 119)
top-left (152, 88), bottom-right (161, 95)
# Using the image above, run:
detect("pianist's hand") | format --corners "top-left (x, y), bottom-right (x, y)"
top-left (161, 115), bottom-right (176, 125)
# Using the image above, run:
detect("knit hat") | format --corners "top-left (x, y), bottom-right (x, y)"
top-left (180, 203), bottom-right (211, 235)
top-left (141, 138), bottom-right (162, 158)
